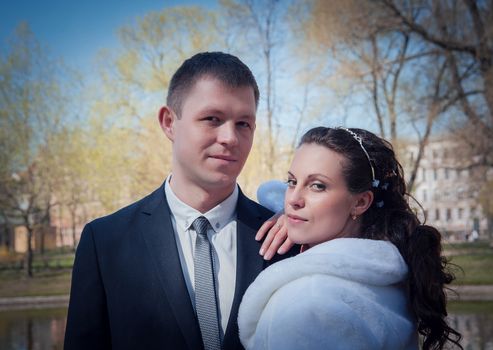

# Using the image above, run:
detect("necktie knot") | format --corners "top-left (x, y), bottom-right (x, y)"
top-left (193, 216), bottom-right (210, 237)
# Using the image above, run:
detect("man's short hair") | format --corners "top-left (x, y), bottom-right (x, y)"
top-left (166, 52), bottom-right (260, 117)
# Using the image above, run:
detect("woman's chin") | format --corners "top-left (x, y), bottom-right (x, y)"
top-left (287, 233), bottom-right (309, 246)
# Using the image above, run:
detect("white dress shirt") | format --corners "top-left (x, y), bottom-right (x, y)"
top-left (165, 176), bottom-right (238, 337)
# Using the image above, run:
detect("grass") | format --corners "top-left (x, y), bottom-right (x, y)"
top-left (0, 307), bottom-right (68, 319)
top-left (0, 269), bottom-right (72, 298)
top-left (448, 301), bottom-right (493, 314)
top-left (443, 241), bottom-right (492, 255)
top-left (0, 250), bottom-right (74, 298)
top-left (444, 241), bottom-right (493, 285)
top-left (0, 240), bottom-right (492, 298)
top-left (0, 248), bottom-right (75, 271)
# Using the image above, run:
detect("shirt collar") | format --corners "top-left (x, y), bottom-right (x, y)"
top-left (165, 175), bottom-right (238, 233)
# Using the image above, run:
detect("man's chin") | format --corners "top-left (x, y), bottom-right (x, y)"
top-left (201, 172), bottom-right (239, 189)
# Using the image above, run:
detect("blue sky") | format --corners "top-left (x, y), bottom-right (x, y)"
top-left (0, 0), bottom-right (215, 70)
top-left (0, 0), bottom-right (378, 135)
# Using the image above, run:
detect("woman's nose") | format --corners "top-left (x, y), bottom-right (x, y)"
top-left (286, 187), bottom-right (305, 209)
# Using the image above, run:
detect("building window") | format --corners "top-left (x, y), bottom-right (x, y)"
top-left (433, 169), bottom-right (438, 180)
top-left (458, 208), bottom-right (463, 219)
top-left (424, 210), bottom-right (428, 220)
top-left (422, 168), bottom-right (426, 181)
top-left (445, 168), bottom-right (449, 179)
top-left (422, 189), bottom-right (427, 202)
top-left (446, 209), bottom-right (451, 221)
top-left (435, 209), bottom-right (440, 221)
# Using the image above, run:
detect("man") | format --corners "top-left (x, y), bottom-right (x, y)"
top-left (64, 52), bottom-right (295, 350)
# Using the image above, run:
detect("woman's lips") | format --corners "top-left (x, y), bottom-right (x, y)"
top-left (287, 214), bottom-right (308, 224)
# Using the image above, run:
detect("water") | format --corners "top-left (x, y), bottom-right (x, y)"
top-left (0, 308), bottom-right (65, 350)
top-left (0, 303), bottom-right (492, 349)
top-left (448, 301), bottom-right (493, 349)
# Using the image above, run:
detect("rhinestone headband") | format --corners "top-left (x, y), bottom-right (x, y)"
top-left (336, 127), bottom-right (379, 188)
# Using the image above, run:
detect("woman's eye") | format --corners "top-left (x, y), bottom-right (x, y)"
top-left (286, 179), bottom-right (296, 187)
top-left (310, 183), bottom-right (326, 191)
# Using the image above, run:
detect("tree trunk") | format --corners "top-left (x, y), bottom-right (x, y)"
top-left (39, 229), bottom-right (45, 255)
top-left (69, 205), bottom-right (78, 251)
top-left (72, 222), bottom-right (77, 252)
top-left (26, 227), bottom-right (34, 277)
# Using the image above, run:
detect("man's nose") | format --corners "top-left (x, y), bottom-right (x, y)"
top-left (217, 123), bottom-right (239, 146)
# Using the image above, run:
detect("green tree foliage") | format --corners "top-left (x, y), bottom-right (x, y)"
top-left (90, 6), bottom-right (223, 199)
top-left (0, 23), bottom-right (68, 275)
top-left (5, 1), bottom-right (490, 253)
top-left (296, 0), bottom-right (492, 191)
top-left (221, 0), bottom-right (325, 179)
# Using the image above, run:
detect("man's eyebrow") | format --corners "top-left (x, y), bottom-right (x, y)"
top-left (197, 109), bottom-right (255, 119)
top-left (199, 108), bottom-right (224, 115)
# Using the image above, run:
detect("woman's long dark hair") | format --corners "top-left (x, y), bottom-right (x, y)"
top-left (300, 127), bottom-right (462, 350)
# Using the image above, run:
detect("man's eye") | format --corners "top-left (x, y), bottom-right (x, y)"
top-left (286, 179), bottom-right (296, 187)
top-left (237, 121), bottom-right (251, 129)
top-left (310, 183), bottom-right (326, 191)
top-left (204, 116), bottom-right (220, 123)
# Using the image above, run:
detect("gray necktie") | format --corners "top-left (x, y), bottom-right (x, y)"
top-left (193, 216), bottom-right (221, 350)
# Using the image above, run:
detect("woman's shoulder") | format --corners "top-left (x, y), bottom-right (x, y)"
top-left (238, 239), bottom-right (417, 350)
top-left (239, 262), bottom-right (370, 349)
top-left (244, 275), bottom-right (382, 350)
top-left (256, 238), bottom-right (408, 288)
top-left (264, 273), bottom-right (375, 320)
top-left (240, 237), bottom-right (409, 324)
top-left (244, 273), bottom-right (416, 350)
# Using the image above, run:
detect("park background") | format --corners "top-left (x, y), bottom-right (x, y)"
top-left (0, 0), bottom-right (492, 348)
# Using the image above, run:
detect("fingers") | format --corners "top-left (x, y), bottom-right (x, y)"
top-left (277, 236), bottom-right (295, 255)
top-left (258, 214), bottom-right (289, 260)
top-left (257, 221), bottom-right (280, 256)
top-left (255, 212), bottom-right (282, 241)
top-left (262, 226), bottom-right (288, 260)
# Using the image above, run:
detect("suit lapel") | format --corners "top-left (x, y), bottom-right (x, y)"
top-left (139, 184), bottom-right (203, 350)
top-left (223, 191), bottom-right (266, 349)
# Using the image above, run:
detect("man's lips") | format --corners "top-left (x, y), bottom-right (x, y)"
top-left (209, 155), bottom-right (237, 162)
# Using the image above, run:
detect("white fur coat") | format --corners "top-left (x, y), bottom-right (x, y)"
top-left (238, 238), bottom-right (418, 350)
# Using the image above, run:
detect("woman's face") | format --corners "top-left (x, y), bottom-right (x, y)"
top-left (285, 143), bottom-right (364, 247)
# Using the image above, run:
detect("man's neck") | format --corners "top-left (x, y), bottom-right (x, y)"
top-left (168, 175), bottom-right (236, 213)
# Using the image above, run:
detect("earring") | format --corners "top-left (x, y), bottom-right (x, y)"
top-left (351, 214), bottom-right (357, 221)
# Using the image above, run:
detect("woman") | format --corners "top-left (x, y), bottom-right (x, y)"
top-left (238, 127), bottom-right (462, 349)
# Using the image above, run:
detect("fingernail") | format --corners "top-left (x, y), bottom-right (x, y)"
top-left (277, 248), bottom-right (284, 254)
top-left (264, 252), bottom-right (272, 260)
top-left (255, 234), bottom-right (260, 241)
top-left (259, 248), bottom-right (265, 255)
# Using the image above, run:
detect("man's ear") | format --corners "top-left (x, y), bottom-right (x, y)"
top-left (158, 106), bottom-right (176, 141)
top-left (352, 190), bottom-right (374, 217)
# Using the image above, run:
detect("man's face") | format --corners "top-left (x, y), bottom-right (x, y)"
top-left (166, 77), bottom-right (256, 192)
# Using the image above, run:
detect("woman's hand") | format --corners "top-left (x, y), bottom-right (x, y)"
top-left (255, 212), bottom-right (294, 260)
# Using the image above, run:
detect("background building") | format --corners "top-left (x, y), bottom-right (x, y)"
top-left (406, 137), bottom-right (491, 241)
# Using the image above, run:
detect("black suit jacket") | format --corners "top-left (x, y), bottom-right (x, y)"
top-left (64, 183), bottom-right (295, 350)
